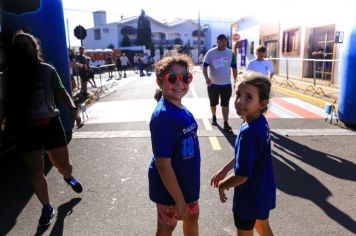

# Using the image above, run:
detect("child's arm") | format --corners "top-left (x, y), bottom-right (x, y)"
top-left (156, 157), bottom-right (187, 219)
top-left (210, 157), bottom-right (235, 187)
top-left (217, 174), bottom-right (248, 203)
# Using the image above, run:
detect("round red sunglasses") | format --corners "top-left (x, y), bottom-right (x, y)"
top-left (162, 71), bottom-right (193, 84)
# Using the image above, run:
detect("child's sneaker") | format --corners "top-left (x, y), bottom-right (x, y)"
top-left (64, 176), bottom-right (83, 193)
top-left (38, 204), bottom-right (55, 227)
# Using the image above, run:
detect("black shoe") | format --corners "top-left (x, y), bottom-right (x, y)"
top-left (212, 116), bottom-right (217, 125)
top-left (38, 204), bottom-right (55, 227)
top-left (223, 122), bottom-right (233, 133)
top-left (64, 176), bottom-right (83, 193)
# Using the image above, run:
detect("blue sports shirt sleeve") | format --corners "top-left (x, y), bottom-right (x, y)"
top-left (235, 130), bottom-right (257, 177)
top-left (150, 112), bottom-right (176, 158)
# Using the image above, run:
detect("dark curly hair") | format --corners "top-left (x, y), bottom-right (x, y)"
top-left (4, 31), bottom-right (45, 126)
top-left (12, 30), bottom-right (44, 63)
top-left (237, 71), bottom-right (271, 113)
top-left (154, 53), bottom-right (193, 101)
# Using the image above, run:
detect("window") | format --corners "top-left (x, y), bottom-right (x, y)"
top-left (94, 29), bottom-right (101, 40)
top-left (282, 28), bottom-right (300, 56)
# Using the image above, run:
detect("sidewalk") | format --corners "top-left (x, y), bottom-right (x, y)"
top-left (71, 71), bottom-right (123, 107)
top-left (270, 76), bottom-right (349, 128)
top-left (271, 75), bottom-right (339, 109)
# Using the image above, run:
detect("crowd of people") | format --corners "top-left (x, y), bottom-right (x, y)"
top-left (68, 48), bottom-right (156, 97)
top-left (0, 30), bottom-right (277, 236)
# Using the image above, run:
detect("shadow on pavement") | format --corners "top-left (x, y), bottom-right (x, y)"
top-left (34, 198), bottom-right (82, 236)
top-left (271, 132), bottom-right (356, 234)
top-left (0, 150), bottom-right (53, 236)
top-left (271, 131), bottom-right (356, 181)
top-left (215, 123), bottom-right (237, 147)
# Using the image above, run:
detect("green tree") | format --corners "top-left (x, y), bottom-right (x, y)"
top-left (136, 10), bottom-right (154, 54)
top-left (121, 35), bottom-right (131, 47)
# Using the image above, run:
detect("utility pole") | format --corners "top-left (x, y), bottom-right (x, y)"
top-left (66, 18), bottom-right (71, 48)
top-left (197, 10), bottom-right (201, 56)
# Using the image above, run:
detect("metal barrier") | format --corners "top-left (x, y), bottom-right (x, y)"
top-left (268, 58), bottom-right (340, 96)
top-left (94, 64), bottom-right (117, 95)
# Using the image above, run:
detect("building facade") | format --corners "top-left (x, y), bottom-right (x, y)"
top-left (83, 11), bottom-right (204, 52)
top-left (231, 16), bottom-right (352, 85)
top-left (83, 11), bottom-right (232, 62)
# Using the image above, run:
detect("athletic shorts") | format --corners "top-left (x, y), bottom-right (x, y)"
top-left (156, 201), bottom-right (199, 225)
top-left (16, 116), bottom-right (67, 154)
top-left (233, 212), bottom-right (269, 231)
top-left (207, 84), bottom-right (232, 107)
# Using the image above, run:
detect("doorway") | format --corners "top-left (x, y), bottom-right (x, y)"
top-left (304, 24), bottom-right (335, 81)
top-left (266, 40), bottom-right (278, 73)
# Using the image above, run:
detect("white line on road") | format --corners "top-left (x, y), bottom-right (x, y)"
top-left (190, 81), bottom-right (221, 150)
top-left (73, 128), bottom-right (356, 139)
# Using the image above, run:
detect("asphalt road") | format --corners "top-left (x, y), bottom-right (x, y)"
top-left (1, 70), bottom-right (355, 236)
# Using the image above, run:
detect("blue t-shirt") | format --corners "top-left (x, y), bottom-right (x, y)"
top-left (148, 98), bottom-right (201, 205)
top-left (233, 115), bottom-right (276, 219)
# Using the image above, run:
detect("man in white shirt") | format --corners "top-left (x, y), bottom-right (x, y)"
top-left (203, 34), bottom-right (238, 133)
top-left (246, 45), bottom-right (274, 79)
top-left (120, 53), bottom-right (131, 78)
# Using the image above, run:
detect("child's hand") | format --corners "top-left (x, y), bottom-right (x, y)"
top-left (218, 184), bottom-right (228, 203)
top-left (210, 170), bottom-right (228, 188)
top-left (176, 200), bottom-right (187, 220)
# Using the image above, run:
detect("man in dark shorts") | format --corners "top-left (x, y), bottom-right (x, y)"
top-left (76, 46), bottom-right (90, 96)
top-left (203, 34), bottom-right (238, 132)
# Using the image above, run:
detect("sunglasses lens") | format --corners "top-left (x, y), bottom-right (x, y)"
top-left (168, 74), bottom-right (177, 84)
top-left (182, 74), bottom-right (190, 83)
top-left (164, 72), bottom-right (192, 84)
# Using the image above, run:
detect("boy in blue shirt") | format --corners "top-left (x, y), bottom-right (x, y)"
top-left (211, 71), bottom-right (276, 236)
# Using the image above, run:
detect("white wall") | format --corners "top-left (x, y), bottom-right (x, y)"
top-left (165, 21), bottom-right (199, 45)
top-left (203, 21), bottom-right (232, 50)
top-left (84, 23), bottom-right (118, 49)
top-left (238, 25), bottom-right (260, 62)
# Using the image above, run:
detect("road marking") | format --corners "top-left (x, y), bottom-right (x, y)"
top-left (272, 128), bottom-right (356, 136)
top-left (282, 97), bottom-right (325, 117)
top-left (209, 137), bottom-right (222, 150)
top-left (190, 81), bottom-right (221, 150)
top-left (85, 97), bottom-right (327, 124)
top-left (272, 98), bottom-right (323, 118)
top-left (202, 118), bottom-right (212, 130)
top-left (269, 102), bottom-right (302, 118)
top-left (73, 128), bottom-right (356, 139)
